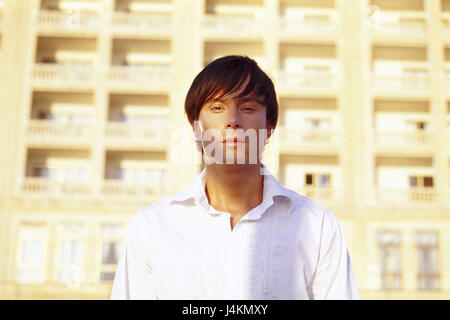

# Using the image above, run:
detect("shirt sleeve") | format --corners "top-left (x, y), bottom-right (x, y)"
top-left (308, 208), bottom-right (360, 300)
top-left (110, 211), bottom-right (157, 300)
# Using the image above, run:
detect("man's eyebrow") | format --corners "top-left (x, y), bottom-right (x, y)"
top-left (236, 96), bottom-right (265, 105)
top-left (207, 96), bottom-right (265, 105)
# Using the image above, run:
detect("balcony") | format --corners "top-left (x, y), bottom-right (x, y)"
top-left (203, 14), bottom-right (264, 38)
top-left (279, 8), bottom-right (338, 39)
top-left (279, 43), bottom-right (337, 95)
top-left (102, 180), bottom-right (166, 200)
top-left (279, 128), bottom-right (340, 151)
top-left (36, 9), bottom-right (100, 35)
top-left (375, 130), bottom-right (433, 150)
top-left (108, 64), bottom-right (171, 91)
top-left (370, 11), bottom-right (426, 42)
top-left (104, 121), bottom-right (169, 149)
top-left (203, 41), bottom-right (265, 68)
top-left (103, 150), bottom-right (168, 200)
top-left (372, 71), bottom-right (429, 93)
top-left (376, 188), bottom-right (437, 205)
top-left (442, 13), bottom-right (450, 39)
top-left (372, 46), bottom-right (429, 95)
top-left (444, 63), bottom-right (450, 89)
top-left (203, 0), bottom-right (264, 38)
top-left (110, 38), bottom-right (171, 91)
top-left (31, 63), bottom-right (96, 88)
top-left (278, 69), bottom-right (338, 93)
top-left (26, 120), bottom-right (92, 146)
top-left (21, 177), bottom-right (92, 198)
top-left (111, 11), bottom-right (172, 36)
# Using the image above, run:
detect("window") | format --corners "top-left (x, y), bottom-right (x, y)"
top-left (408, 175), bottom-right (435, 202)
top-left (408, 175), bottom-right (433, 188)
top-left (304, 173), bottom-right (331, 187)
top-left (378, 231), bottom-right (401, 290)
top-left (16, 225), bottom-right (48, 283)
top-left (57, 224), bottom-right (85, 286)
top-left (117, 167), bottom-right (167, 187)
top-left (304, 118), bottom-right (330, 131)
top-left (304, 173), bottom-right (332, 200)
top-left (100, 224), bottom-right (125, 282)
top-left (405, 121), bottom-right (427, 131)
top-left (416, 232), bottom-right (439, 291)
top-left (303, 118), bottom-right (332, 143)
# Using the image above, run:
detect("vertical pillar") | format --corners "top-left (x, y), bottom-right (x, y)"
top-left (169, 0), bottom-right (202, 192)
top-left (264, 0), bottom-right (279, 79)
top-left (336, 0), bottom-right (367, 211)
top-left (425, 0), bottom-right (448, 206)
top-left (92, 0), bottom-right (113, 198)
top-left (0, 0), bottom-right (38, 292)
top-left (402, 229), bottom-right (417, 292)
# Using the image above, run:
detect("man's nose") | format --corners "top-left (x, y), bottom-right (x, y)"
top-left (225, 108), bottom-right (241, 129)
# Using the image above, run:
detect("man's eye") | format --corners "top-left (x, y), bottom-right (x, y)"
top-left (241, 106), bottom-right (255, 111)
top-left (210, 105), bottom-right (223, 111)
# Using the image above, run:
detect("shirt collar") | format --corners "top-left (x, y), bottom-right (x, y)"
top-left (167, 163), bottom-right (294, 219)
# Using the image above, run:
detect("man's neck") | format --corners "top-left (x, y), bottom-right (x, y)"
top-left (204, 163), bottom-right (264, 230)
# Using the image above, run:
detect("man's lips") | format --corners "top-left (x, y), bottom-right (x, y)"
top-left (222, 138), bottom-right (245, 143)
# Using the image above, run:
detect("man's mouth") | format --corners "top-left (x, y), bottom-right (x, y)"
top-left (222, 137), bottom-right (245, 145)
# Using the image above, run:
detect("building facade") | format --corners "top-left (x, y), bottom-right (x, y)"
top-left (0, 0), bottom-right (449, 299)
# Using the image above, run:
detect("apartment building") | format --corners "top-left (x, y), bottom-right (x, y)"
top-left (0, 0), bottom-right (448, 299)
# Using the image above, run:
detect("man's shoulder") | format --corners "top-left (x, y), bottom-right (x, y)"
top-left (281, 186), bottom-right (335, 220)
top-left (131, 190), bottom-right (194, 222)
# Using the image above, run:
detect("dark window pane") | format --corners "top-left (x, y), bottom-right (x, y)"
top-left (423, 176), bottom-right (433, 187)
top-left (319, 174), bottom-right (330, 187)
top-left (305, 174), bottom-right (313, 185)
top-left (102, 242), bottom-right (120, 265)
top-left (100, 272), bottom-right (115, 282)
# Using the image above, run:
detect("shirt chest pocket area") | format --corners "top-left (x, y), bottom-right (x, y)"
top-left (152, 240), bottom-right (207, 299)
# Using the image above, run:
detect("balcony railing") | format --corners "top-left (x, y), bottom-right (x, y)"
top-left (27, 120), bottom-right (92, 140)
top-left (279, 128), bottom-right (340, 146)
top-left (21, 178), bottom-right (92, 197)
top-left (102, 180), bottom-right (165, 199)
top-left (279, 9), bottom-right (338, 37)
top-left (376, 188), bottom-right (437, 204)
top-left (418, 274), bottom-right (440, 291)
top-left (444, 70), bottom-right (450, 87)
top-left (442, 13), bottom-right (450, 38)
top-left (111, 11), bottom-right (172, 33)
top-left (289, 186), bottom-right (342, 203)
top-left (373, 73), bottom-right (429, 90)
top-left (278, 71), bottom-right (338, 90)
top-left (32, 63), bottom-right (96, 84)
top-left (108, 64), bottom-right (170, 86)
top-left (203, 14), bottom-right (264, 34)
top-left (37, 9), bottom-right (99, 32)
top-left (375, 131), bottom-right (432, 148)
top-left (370, 11), bottom-right (426, 38)
top-left (105, 122), bottom-right (168, 141)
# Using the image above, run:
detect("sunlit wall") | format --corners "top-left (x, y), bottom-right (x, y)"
top-left (0, 0), bottom-right (449, 300)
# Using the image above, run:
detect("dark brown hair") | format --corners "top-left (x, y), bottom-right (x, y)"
top-left (184, 55), bottom-right (278, 129)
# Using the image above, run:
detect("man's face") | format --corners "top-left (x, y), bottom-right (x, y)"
top-left (196, 77), bottom-right (272, 165)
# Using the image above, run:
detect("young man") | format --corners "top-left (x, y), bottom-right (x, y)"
top-left (111, 55), bottom-right (360, 300)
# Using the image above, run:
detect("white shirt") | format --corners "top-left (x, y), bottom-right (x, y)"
top-left (111, 165), bottom-right (360, 300)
